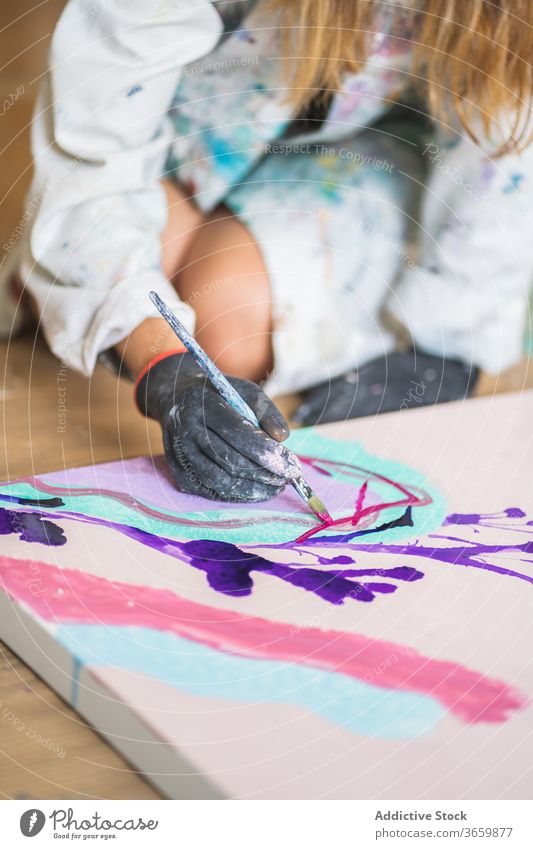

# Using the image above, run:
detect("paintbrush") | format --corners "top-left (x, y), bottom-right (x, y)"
top-left (149, 291), bottom-right (332, 523)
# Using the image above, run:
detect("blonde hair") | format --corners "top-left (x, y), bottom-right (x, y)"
top-left (269, 0), bottom-right (533, 156)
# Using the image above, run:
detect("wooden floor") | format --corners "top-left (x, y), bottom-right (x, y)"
top-left (1, 0), bottom-right (532, 801)
top-left (0, 0), bottom-right (162, 800)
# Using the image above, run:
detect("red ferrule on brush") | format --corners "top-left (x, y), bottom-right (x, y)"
top-left (133, 347), bottom-right (186, 412)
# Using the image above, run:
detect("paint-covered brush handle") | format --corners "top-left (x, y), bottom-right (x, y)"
top-left (149, 291), bottom-right (260, 427)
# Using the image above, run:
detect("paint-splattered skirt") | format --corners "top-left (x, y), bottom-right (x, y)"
top-left (185, 125), bottom-right (425, 395)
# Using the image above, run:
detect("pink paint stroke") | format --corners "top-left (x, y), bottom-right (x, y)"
top-left (352, 480), bottom-right (368, 527)
top-left (0, 556), bottom-right (526, 725)
top-left (20, 477), bottom-right (311, 532)
top-left (296, 456), bottom-right (432, 543)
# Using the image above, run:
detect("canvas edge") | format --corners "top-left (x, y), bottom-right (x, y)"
top-left (0, 590), bottom-right (226, 800)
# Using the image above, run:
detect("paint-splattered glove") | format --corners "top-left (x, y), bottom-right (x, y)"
top-left (293, 350), bottom-right (479, 426)
top-left (135, 351), bottom-right (293, 502)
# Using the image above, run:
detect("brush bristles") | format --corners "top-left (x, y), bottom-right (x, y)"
top-left (291, 477), bottom-right (332, 522)
top-left (307, 494), bottom-right (332, 524)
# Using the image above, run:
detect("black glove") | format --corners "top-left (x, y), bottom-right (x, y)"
top-left (136, 352), bottom-right (294, 502)
top-left (293, 349), bottom-right (479, 426)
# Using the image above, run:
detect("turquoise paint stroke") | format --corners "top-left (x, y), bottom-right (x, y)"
top-left (0, 431), bottom-right (446, 546)
top-left (57, 624), bottom-right (445, 739)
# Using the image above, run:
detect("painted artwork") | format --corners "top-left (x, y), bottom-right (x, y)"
top-left (0, 395), bottom-right (532, 799)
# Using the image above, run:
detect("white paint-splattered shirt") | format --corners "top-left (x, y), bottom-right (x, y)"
top-left (18, 0), bottom-right (533, 376)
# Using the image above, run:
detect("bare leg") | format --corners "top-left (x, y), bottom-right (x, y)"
top-left (169, 204), bottom-right (274, 383)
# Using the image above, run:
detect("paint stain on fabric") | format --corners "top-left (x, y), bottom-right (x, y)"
top-left (503, 174), bottom-right (524, 194)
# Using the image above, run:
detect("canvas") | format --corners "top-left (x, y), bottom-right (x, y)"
top-left (0, 391), bottom-right (532, 799)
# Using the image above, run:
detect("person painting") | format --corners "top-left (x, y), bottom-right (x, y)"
top-left (3, 0), bottom-right (532, 501)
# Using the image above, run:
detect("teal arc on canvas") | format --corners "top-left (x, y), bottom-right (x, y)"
top-left (0, 429), bottom-right (447, 547)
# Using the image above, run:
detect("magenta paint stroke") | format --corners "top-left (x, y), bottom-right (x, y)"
top-left (0, 555), bottom-right (526, 725)
top-left (283, 506), bottom-right (533, 587)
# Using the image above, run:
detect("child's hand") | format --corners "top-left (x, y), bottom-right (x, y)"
top-left (136, 352), bottom-right (293, 501)
top-left (293, 350), bottom-right (479, 426)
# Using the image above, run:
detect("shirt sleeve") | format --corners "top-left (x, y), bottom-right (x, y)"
top-left (386, 131), bottom-right (533, 374)
top-left (20, 0), bottom-right (222, 375)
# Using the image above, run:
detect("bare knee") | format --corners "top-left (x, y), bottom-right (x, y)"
top-left (210, 312), bottom-right (270, 379)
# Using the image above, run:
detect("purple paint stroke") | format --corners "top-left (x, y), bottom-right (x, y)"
top-left (0, 503), bottom-right (423, 605)
top-left (3, 495), bottom-right (532, 601)
top-left (180, 539), bottom-right (424, 604)
top-left (0, 507), bottom-right (66, 546)
top-left (445, 508), bottom-right (526, 526)
top-left (287, 535), bottom-right (533, 586)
